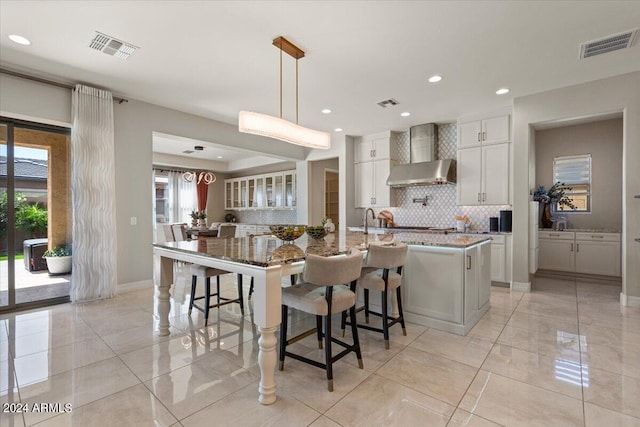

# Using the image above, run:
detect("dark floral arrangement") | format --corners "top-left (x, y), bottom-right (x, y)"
top-left (532, 182), bottom-right (577, 210)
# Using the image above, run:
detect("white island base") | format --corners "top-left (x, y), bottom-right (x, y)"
top-left (401, 240), bottom-right (491, 336)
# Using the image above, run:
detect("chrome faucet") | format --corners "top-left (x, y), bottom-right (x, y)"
top-left (363, 208), bottom-right (376, 234)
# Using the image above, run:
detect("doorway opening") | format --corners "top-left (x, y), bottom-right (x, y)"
top-left (1, 118), bottom-right (71, 312)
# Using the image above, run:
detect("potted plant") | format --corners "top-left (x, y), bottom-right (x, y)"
top-left (197, 210), bottom-right (207, 228)
top-left (190, 210), bottom-right (199, 228)
top-left (532, 182), bottom-right (576, 228)
top-left (43, 246), bottom-right (72, 275)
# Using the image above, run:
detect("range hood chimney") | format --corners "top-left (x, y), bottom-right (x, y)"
top-left (386, 123), bottom-right (456, 187)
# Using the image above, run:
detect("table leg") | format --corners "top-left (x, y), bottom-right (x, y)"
top-left (258, 325), bottom-right (278, 405)
top-left (155, 255), bottom-right (174, 336)
top-left (252, 267), bottom-right (283, 405)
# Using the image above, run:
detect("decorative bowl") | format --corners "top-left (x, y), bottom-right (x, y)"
top-left (269, 225), bottom-right (306, 242)
top-left (306, 226), bottom-right (328, 240)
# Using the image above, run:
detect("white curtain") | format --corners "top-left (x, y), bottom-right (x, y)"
top-left (70, 84), bottom-right (117, 302)
top-left (168, 170), bottom-right (196, 224)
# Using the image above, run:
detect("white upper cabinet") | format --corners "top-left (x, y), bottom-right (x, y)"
top-left (355, 160), bottom-right (396, 208)
top-left (354, 131), bottom-right (398, 208)
top-left (457, 113), bottom-right (511, 206)
top-left (457, 143), bottom-right (509, 205)
top-left (225, 170), bottom-right (295, 210)
top-left (458, 114), bottom-right (510, 149)
top-left (354, 131), bottom-right (398, 163)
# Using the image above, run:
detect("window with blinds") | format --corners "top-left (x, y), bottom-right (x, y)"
top-left (553, 154), bottom-right (591, 212)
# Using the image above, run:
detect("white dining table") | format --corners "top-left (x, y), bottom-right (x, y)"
top-left (152, 234), bottom-right (358, 405)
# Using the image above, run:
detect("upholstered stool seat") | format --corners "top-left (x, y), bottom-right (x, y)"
top-left (282, 283), bottom-right (355, 316)
top-left (279, 248), bottom-right (364, 392)
top-left (342, 243), bottom-right (408, 349)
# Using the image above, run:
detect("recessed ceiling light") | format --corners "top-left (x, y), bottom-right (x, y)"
top-left (217, 156), bottom-right (223, 159)
top-left (8, 34), bottom-right (31, 46)
top-left (401, 112), bottom-right (411, 117)
top-left (428, 75), bottom-right (442, 83)
top-left (321, 109), bottom-right (332, 114)
top-left (334, 128), bottom-right (343, 132)
top-left (496, 88), bottom-right (510, 95)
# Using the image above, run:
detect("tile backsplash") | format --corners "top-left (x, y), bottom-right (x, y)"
top-left (372, 123), bottom-right (511, 231)
top-left (231, 209), bottom-right (297, 225)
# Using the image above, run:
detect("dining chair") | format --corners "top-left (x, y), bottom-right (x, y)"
top-left (217, 224), bottom-right (237, 238)
top-left (171, 223), bottom-right (188, 241)
top-left (342, 243), bottom-right (408, 349)
top-left (279, 248), bottom-right (364, 392)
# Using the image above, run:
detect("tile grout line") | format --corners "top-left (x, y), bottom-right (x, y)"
top-left (443, 290), bottom-right (524, 427)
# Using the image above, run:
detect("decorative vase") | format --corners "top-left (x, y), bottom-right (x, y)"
top-left (540, 203), bottom-right (553, 229)
top-left (198, 219), bottom-right (207, 228)
top-left (324, 218), bottom-right (335, 233)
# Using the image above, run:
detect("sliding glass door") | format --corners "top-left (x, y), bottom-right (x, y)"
top-left (0, 117), bottom-right (71, 312)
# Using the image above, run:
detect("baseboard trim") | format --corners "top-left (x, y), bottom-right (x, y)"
top-left (117, 280), bottom-right (153, 293)
top-left (620, 293), bottom-right (640, 307)
top-left (511, 281), bottom-right (531, 292)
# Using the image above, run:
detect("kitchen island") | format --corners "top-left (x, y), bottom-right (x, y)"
top-left (153, 230), bottom-right (490, 405)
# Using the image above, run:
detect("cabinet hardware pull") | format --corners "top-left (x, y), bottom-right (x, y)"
top-left (591, 235), bottom-right (604, 238)
top-left (570, 243), bottom-right (573, 252)
top-left (477, 193), bottom-right (481, 202)
top-left (373, 149), bottom-right (376, 157)
top-left (577, 244), bottom-right (579, 252)
top-left (477, 132), bottom-right (481, 142)
top-left (482, 131), bottom-right (486, 141)
top-left (482, 193), bottom-right (486, 201)
top-left (370, 150), bottom-right (373, 157)
top-left (550, 233), bottom-right (560, 237)
top-left (466, 255), bottom-right (471, 270)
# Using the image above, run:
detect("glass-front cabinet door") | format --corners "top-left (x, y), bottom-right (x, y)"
top-left (274, 174), bottom-right (283, 207)
top-left (232, 181), bottom-right (241, 208)
top-left (284, 172), bottom-right (296, 208)
top-left (265, 175), bottom-right (274, 208)
top-left (225, 180), bottom-right (233, 209)
top-left (239, 180), bottom-right (248, 208)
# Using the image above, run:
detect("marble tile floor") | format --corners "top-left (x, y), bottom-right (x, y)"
top-left (1, 269), bottom-right (638, 427)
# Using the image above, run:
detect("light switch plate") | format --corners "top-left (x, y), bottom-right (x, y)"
top-left (130, 216), bottom-right (137, 226)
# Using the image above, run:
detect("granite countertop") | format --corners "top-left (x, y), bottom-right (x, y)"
top-left (154, 231), bottom-right (491, 267)
top-left (540, 228), bottom-right (621, 233)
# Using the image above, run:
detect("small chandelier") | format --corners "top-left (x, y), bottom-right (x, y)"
top-left (239, 36), bottom-right (330, 150)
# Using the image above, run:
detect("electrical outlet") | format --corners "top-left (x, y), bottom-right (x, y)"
top-left (130, 217), bottom-right (137, 226)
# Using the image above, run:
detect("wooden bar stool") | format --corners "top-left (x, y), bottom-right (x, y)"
top-left (189, 266), bottom-right (244, 326)
top-left (279, 248), bottom-right (364, 392)
top-left (342, 243), bottom-right (408, 349)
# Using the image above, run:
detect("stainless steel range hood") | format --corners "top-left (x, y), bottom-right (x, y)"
top-left (386, 123), bottom-right (456, 187)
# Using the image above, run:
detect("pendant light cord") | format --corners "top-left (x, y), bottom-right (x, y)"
top-left (296, 57), bottom-right (299, 124)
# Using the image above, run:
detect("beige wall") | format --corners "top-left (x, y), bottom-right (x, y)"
top-left (513, 71), bottom-right (640, 302)
top-left (535, 118), bottom-right (623, 230)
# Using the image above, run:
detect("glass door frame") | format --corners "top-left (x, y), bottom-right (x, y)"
top-left (0, 116), bottom-right (71, 313)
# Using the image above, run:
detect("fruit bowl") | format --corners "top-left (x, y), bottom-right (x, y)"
top-left (269, 225), bottom-right (306, 242)
top-left (306, 226), bottom-right (328, 240)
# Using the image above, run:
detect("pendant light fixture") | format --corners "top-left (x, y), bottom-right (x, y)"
top-left (239, 36), bottom-right (330, 150)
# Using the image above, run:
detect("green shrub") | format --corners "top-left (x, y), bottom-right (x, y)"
top-left (43, 246), bottom-right (71, 257)
top-left (16, 203), bottom-right (48, 236)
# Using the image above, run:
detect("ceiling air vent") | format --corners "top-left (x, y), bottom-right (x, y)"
top-left (89, 31), bottom-right (139, 59)
top-left (579, 28), bottom-right (638, 59)
top-left (377, 98), bottom-right (399, 108)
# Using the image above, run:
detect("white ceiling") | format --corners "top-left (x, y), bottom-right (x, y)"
top-left (1, 1), bottom-right (639, 164)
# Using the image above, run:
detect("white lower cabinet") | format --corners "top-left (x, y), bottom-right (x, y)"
top-left (539, 239), bottom-right (575, 272)
top-left (402, 241), bottom-right (491, 335)
top-left (575, 239), bottom-right (621, 277)
top-left (539, 231), bottom-right (621, 276)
